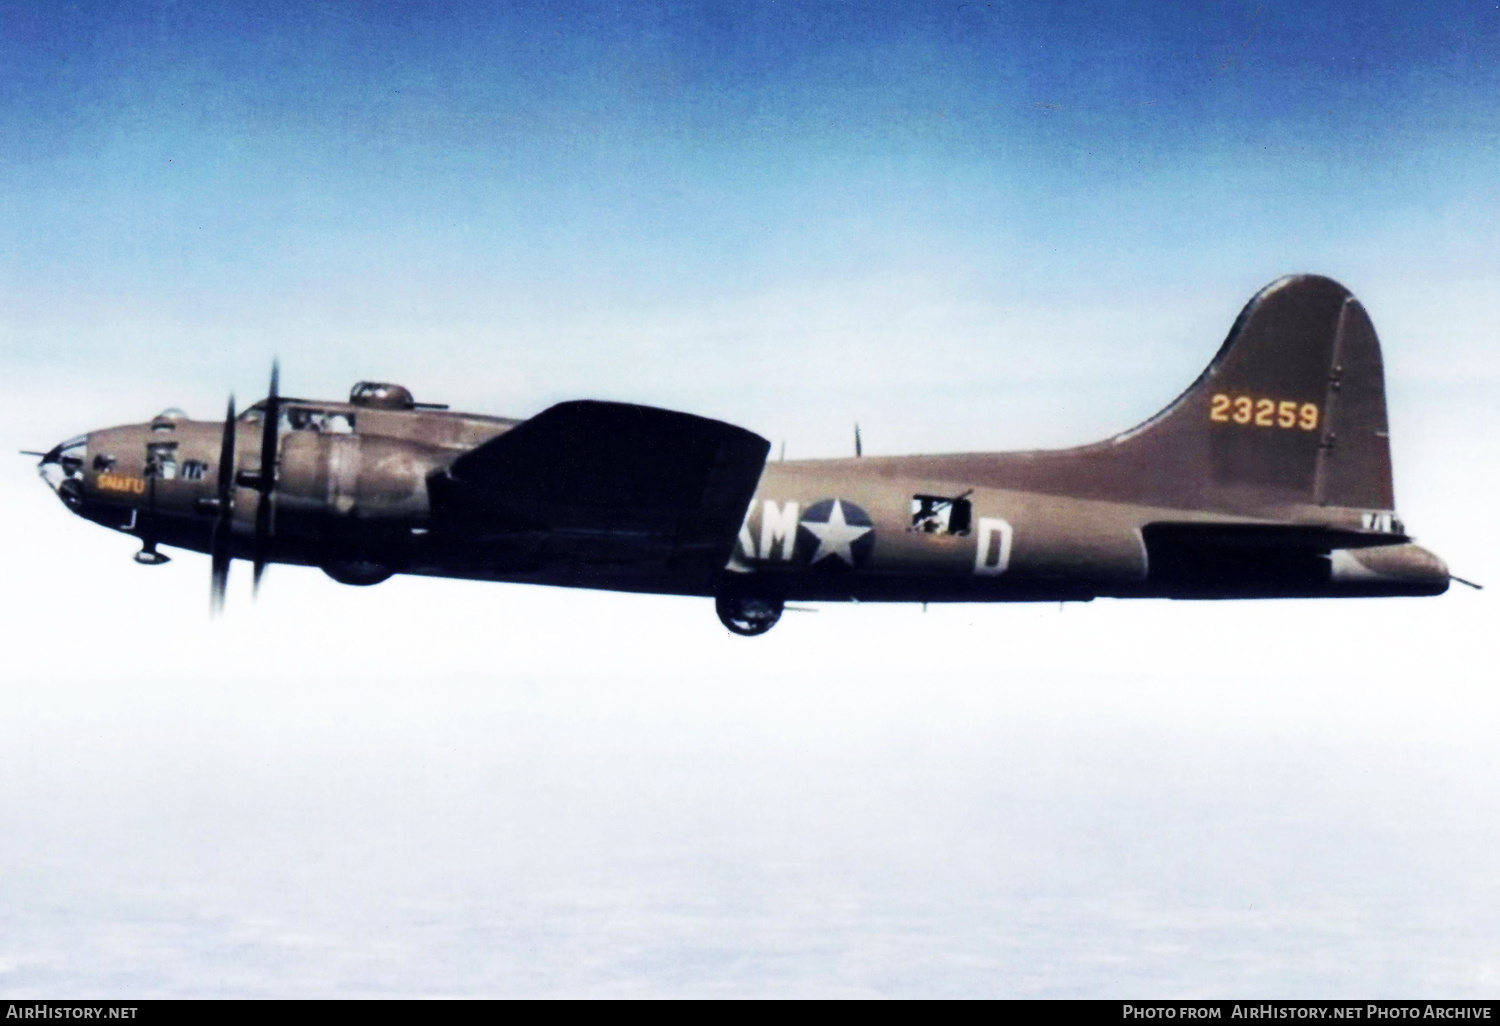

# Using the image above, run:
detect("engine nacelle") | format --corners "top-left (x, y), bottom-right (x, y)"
top-left (321, 560), bottom-right (394, 586)
top-left (276, 433), bottom-right (449, 577)
top-left (277, 433), bottom-right (445, 524)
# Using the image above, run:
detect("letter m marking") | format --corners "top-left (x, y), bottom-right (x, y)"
top-left (760, 501), bottom-right (799, 561)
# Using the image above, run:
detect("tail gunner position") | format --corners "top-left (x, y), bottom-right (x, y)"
top-left (33, 276), bottom-right (1458, 634)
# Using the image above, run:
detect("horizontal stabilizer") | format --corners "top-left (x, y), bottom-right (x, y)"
top-left (1142, 521), bottom-right (1408, 552)
top-left (1141, 521), bottom-right (1427, 597)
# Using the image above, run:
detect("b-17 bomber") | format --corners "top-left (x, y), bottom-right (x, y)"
top-left (32, 275), bottom-right (1460, 635)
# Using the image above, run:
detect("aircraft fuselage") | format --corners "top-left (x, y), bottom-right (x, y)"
top-left (34, 277), bottom-right (1458, 634)
top-left (47, 401), bottom-right (1447, 605)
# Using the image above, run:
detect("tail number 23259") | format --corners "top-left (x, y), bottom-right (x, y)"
top-left (1210, 394), bottom-right (1319, 431)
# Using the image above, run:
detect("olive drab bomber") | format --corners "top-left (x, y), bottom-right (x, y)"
top-left (32, 276), bottom-right (1457, 635)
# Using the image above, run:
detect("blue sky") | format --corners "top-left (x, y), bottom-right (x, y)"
top-left (3, 2), bottom-right (1499, 997)
top-left (4, 0), bottom-right (1497, 443)
top-left (4, 0), bottom-right (1497, 304)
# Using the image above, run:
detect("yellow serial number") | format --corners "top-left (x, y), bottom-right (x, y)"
top-left (97, 472), bottom-right (146, 494)
top-left (1209, 394), bottom-right (1319, 431)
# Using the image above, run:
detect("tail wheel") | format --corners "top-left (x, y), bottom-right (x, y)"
top-left (715, 592), bottom-right (784, 636)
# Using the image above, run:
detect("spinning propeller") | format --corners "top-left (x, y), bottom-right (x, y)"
top-left (252, 361), bottom-right (280, 594)
top-left (208, 361), bottom-right (281, 615)
top-left (209, 393), bottom-right (235, 615)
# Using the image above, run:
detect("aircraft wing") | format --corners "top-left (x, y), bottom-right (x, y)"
top-left (429, 400), bottom-right (770, 586)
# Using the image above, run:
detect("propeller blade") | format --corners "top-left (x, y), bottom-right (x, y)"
top-left (216, 394), bottom-right (237, 503)
top-left (252, 360), bottom-right (280, 595)
top-left (210, 531), bottom-right (231, 616)
top-left (210, 394), bottom-right (236, 616)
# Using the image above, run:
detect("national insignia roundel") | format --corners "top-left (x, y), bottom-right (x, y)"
top-left (795, 498), bottom-right (876, 569)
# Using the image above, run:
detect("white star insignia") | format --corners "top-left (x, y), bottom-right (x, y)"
top-left (801, 499), bottom-right (872, 566)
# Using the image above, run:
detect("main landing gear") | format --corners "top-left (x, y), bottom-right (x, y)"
top-left (133, 541), bottom-right (170, 566)
top-left (715, 591), bottom-right (784, 636)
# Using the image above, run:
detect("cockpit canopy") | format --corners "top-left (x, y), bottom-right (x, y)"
top-left (349, 382), bottom-right (415, 409)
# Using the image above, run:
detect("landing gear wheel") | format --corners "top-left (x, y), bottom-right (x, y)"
top-left (715, 592), bottom-right (784, 636)
top-left (134, 542), bottom-right (170, 566)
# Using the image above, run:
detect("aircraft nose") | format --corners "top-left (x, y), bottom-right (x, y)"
top-left (35, 435), bottom-right (88, 507)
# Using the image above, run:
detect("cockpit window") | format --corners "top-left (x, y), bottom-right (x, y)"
top-left (284, 407), bottom-right (355, 433)
top-left (241, 405), bottom-right (355, 434)
top-left (145, 441), bottom-right (179, 480)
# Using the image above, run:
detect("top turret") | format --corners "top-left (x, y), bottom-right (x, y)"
top-left (349, 382), bottom-right (416, 409)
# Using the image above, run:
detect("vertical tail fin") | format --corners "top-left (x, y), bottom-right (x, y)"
top-left (1155, 274), bottom-right (1394, 510)
top-left (892, 275), bottom-right (1398, 515)
top-left (1094, 274), bottom-right (1396, 512)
